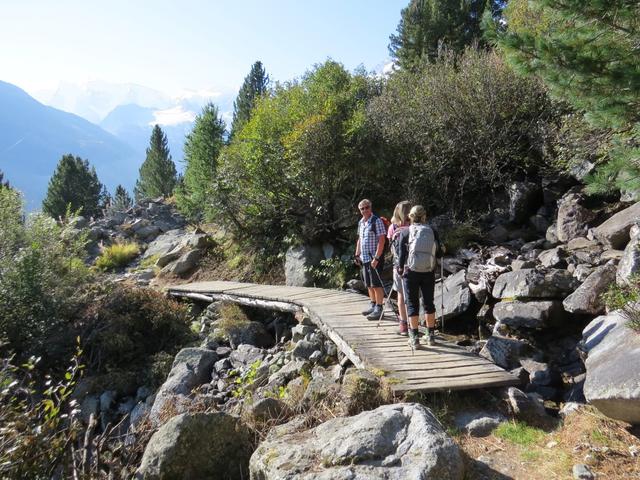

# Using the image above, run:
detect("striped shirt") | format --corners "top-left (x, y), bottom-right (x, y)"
top-left (358, 215), bottom-right (385, 263)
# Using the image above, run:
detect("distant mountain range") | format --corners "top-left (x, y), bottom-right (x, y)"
top-left (1, 80), bottom-right (236, 209)
top-left (0, 80), bottom-right (138, 210)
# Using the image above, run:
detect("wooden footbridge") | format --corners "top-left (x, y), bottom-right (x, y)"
top-left (168, 281), bottom-right (519, 394)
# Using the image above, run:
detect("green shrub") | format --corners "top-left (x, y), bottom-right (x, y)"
top-left (94, 241), bottom-right (140, 271)
top-left (0, 188), bottom-right (91, 358)
top-left (0, 346), bottom-right (83, 478)
top-left (306, 256), bottom-right (357, 289)
top-left (440, 222), bottom-right (483, 254)
top-left (602, 275), bottom-right (640, 333)
top-left (81, 286), bottom-right (196, 391)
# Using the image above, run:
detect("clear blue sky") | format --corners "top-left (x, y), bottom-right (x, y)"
top-left (0, 0), bottom-right (406, 95)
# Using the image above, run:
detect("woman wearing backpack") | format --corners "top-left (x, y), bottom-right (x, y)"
top-left (388, 200), bottom-right (411, 336)
top-left (397, 205), bottom-right (441, 348)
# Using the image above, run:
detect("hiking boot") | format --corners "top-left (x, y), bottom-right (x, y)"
top-left (361, 303), bottom-right (375, 316)
top-left (408, 331), bottom-right (420, 348)
top-left (366, 305), bottom-right (383, 320)
top-left (426, 333), bottom-right (436, 346)
top-left (397, 321), bottom-right (408, 336)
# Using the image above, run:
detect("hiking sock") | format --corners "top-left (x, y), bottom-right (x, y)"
top-left (428, 327), bottom-right (435, 336)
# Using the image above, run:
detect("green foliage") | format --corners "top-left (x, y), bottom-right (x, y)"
top-left (94, 241), bottom-right (140, 271)
top-left (230, 60), bottom-right (269, 139)
top-left (0, 169), bottom-right (10, 189)
top-left (233, 359), bottom-right (262, 398)
top-left (389, 0), bottom-right (503, 69)
top-left (213, 302), bottom-right (251, 342)
top-left (602, 275), bottom-right (640, 333)
top-left (0, 345), bottom-right (83, 478)
top-left (370, 47), bottom-right (559, 216)
top-left (0, 188), bottom-right (91, 358)
top-left (111, 184), bottom-right (133, 212)
top-left (42, 154), bottom-right (104, 219)
top-left (305, 257), bottom-right (357, 289)
top-left (494, 421), bottom-right (545, 446)
top-left (175, 103), bottom-right (226, 220)
top-left (440, 222), bottom-right (482, 254)
top-left (134, 125), bottom-right (178, 200)
top-left (81, 286), bottom-right (195, 390)
top-left (495, 0), bottom-right (640, 196)
top-left (211, 60), bottom-right (396, 255)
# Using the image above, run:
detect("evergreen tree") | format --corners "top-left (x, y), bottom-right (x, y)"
top-left (176, 103), bottom-right (226, 220)
top-left (230, 61), bottom-right (269, 138)
top-left (495, 0), bottom-right (640, 194)
top-left (134, 125), bottom-right (177, 200)
top-left (0, 169), bottom-right (10, 189)
top-left (42, 154), bottom-right (103, 218)
top-left (389, 0), bottom-right (503, 69)
top-left (112, 185), bottom-right (133, 211)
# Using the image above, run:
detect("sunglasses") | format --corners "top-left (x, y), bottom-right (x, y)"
top-left (359, 205), bottom-right (370, 211)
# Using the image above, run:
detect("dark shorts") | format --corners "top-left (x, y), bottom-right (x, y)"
top-left (363, 260), bottom-right (384, 288)
top-left (403, 270), bottom-right (435, 316)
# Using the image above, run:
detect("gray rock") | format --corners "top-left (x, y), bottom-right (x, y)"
top-left (479, 336), bottom-right (528, 369)
top-left (511, 259), bottom-right (536, 271)
top-left (130, 402), bottom-right (150, 428)
top-left (160, 249), bottom-right (203, 276)
top-left (538, 247), bottom-right (568, 268)
top-left (266, 359), bottom-right (309, 390)
top-left (506, 387), bottom-right (550, 423)
top-left (150, 348), bottom-right (217, 424)
top-left (520, 359), bottom-right (552, 386)
top-left (493, 300), bottom-right (564, 330)
top-left (183, 232), bottom-right (212, 249)
top-left (509, 181), bottom-right (542, 224)
top-left (582, 311), bottom-right (640, 423)
top-left (135, 224), bottom-right (162, 241)
top-left (80, 395), bottom-right (99, 424)
top-left (308, 350), bottom-right (323, 363)
top-left (563, 263), bottom-right (617, 315)
top-left (137, 412), bottom-right (252, 480)
top-left (530, 214), bottom-right (550, 233)
top-left (567, 237), bottom-right (598, 251)
top-left (559, 402), bottom-right (584, 418)
top-left (573, 464), bottom-right (595, 480)
top-left (229, 344), bottom-right (266, 368)
top-left (246, 397), bottom-right (289, 422)
top-left (292, 323), bottom-right (316, 342)
top-left (302, 373), bottom-right (340, 407)
top-left (285, 244), bottom-right (323, 287)
top-left (346, 278), bottom-right (366, 293)
top-left (214, 358), bottom-right (231, 374)
top-left (546, 223), bottom-right (559, 243)
top-left (155, 245), bottom-right (184, 268)
top-left (434, 270), bottom-right (473, 321)
top-left (573, 264), bottom-right (594, 282)
top-left (493, 268), bottom-right (579, 299)
top-left (249, 403), bottom-right (464, 480)
top-left (600, 249), bottom-right (624, 263)
top-left (224, 321), bottom-right (274, 349)
top-left (569, 159), bottom-right (596, 181)
top-left (487, 224), bottom-right (509, 244)
top-left (617, 225), bottom-right (640, 285)
top-left (556, 192), bottom-right (596, 242)
top-left (593, 201), bottom-right (640, 249)
top-left (454, 411), bottom-right (506, 437)
top-left (100, 390), bottom-right (117, 412)
top-left (143, 229), bottom-right (186, 259)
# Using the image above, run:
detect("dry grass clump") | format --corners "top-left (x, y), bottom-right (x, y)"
top-left (95, 241), bottom-right (140, 271)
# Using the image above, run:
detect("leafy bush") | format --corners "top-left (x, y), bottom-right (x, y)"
top-left (369, 47), bottom-right (560, 217)
top-left (306, 256), bottom-right (357, 289)
top-left (210, 60), bottom-right (397, 255)
top-left (0, 346), bottom-right (83, 478)
top-left (602, 275), bottom-right (640, 333)
top-left (94, 241), bottom-right (140, 271)
top-left (0, 187), bottom-right (91, 358)
top-left (81, 286), bottom-right (195, 391)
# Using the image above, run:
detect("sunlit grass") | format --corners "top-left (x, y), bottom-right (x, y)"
top-left (95, 241), bottom-right (140, 271)
top-left (494, 421), bottom-right (545, 447)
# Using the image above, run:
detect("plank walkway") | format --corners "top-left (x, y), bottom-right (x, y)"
top-left (168, 281), bottom-right (519, 394)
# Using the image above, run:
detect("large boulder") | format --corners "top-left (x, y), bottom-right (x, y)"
top-left (563, 262), bottom-right (617, 315)
top-left (509, 181), bottom-right (542, 224)
top-left (493, 300), bottom-right (564, 330)
top-left (249, 403), bottom-right (464, 480)
top-left (160, 249), bottom-right (203, 276)
top-left (434, 270), bottom-right (473, 321)
top-left (136, 412), bottom-right (252, 479)
top-left (617, 224), bottom-right (640, 285)
top-left (582, 311), bottom-right (640, 423)
top-left (479, 336), bottom-right (528, 369)
top-left (592, 201), bottom-right (640, 249)
top-left (492, 268), bottom-right (579, 299)
top-left (142, 229), bottom-right (186, 259)
top-left (285, 244), bottom-right (324, 287)
top-left (149, 348), bottom-right (217, 424)
top-left (556, 192), bottom-right (596, 242)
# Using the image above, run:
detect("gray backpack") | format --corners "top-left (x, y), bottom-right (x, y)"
top-left (407, 224), bottom-right (437, 272)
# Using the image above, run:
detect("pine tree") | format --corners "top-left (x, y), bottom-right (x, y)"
top-left (176, 103), bottom-right (226, 220)
top-left (230, 61), bottom-right (269, 138)
top-left (134, 125), bottom-right (177, 200)
top-left (42, 154), bottom-right (104, 218)
top-left (112, 185), bottom-right (133, 211)
top-left (389, 0), bottom-right (503, 69)
top-left (496, 0), bottom-right (640, 195)
top-left (0, 169), bottom-right (10, 189)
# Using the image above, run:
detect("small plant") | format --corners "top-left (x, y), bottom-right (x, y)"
top-left (306, 256), bottom-right (356, 289)
top-left (440, 222), bottom-right (482, 253)
top-left (233, 359), bottom-right (262, 398)
top-left (139, 253), bottom-right (160, 269)
top-left (494, 421), bottom-right (545, 447)
top-left (95, 241), bottom-right (140, 271)
top-left (601, 274), bottom-right (640, 333)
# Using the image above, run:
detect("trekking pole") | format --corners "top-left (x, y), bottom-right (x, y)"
top-left (440, 258), bottom-right (445, 335)
top-left (399, 273), bottom-right (414, 356)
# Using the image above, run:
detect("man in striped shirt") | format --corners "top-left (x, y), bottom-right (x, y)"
top-left (355, 199), bottom-right (386, 320)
